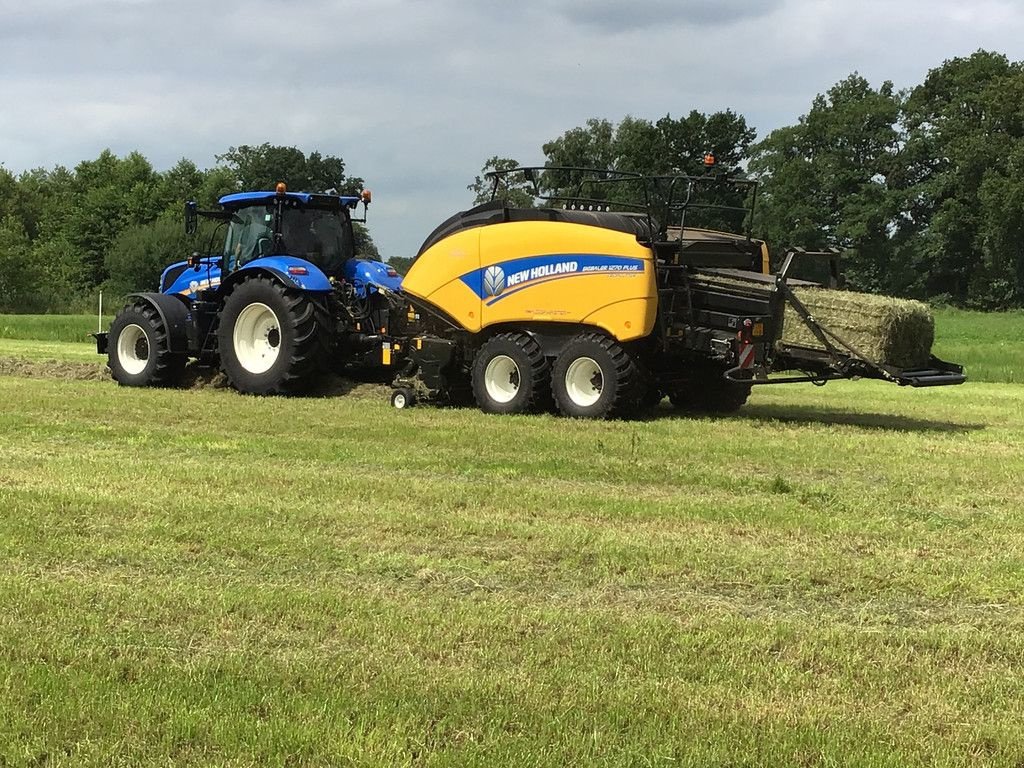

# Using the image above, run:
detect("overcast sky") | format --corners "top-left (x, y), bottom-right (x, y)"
top-left (2, 0), bottom-right (1023, 259)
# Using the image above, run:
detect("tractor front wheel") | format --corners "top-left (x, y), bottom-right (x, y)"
top-left (108, 302), bottom-right (185, 387)
top-left (218, 276), bottom-right (327, 395)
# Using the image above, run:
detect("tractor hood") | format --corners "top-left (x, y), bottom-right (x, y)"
top-left (343, 259), bottom-right (403, 297)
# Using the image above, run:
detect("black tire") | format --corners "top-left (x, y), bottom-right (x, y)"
top-left (218, 276), bottom-right (328, 395)
top-left (669, 364), bottom-right (751, 414)
top-left (551, 333), bottom-right (641, 419)
top-left (471, 333), bottom-right (550, 415)
top-left (108, 301), bottom-right (185, 387)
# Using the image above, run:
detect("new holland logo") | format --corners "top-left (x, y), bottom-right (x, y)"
top-left (482, 265), bottom-right (506, 297)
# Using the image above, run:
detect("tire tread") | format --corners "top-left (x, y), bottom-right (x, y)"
top-left (219, 276), bottom-right (328, 395)
top-left (108, 301), bottom-right (185, 387)
top-left (471, 332), bottom-right (550, 414)
top-left (552, 332), bottom-right (641, 419)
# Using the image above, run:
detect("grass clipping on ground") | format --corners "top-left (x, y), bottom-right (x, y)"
top-left (784, 287), bottom-right (934, 369)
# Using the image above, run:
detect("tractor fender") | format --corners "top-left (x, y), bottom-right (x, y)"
top-left (125, 292), bottom-right (191, 354)
top-left (220, 256), bottom-right (333, 295)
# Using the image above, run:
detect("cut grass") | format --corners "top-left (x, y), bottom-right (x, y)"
top-left (2, 369), bottom-right (1024, 765)
top-left (1, 306), bottom-right (1024, 764)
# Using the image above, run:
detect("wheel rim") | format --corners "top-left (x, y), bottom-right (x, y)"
top-left (484, 354), bottom-right (521, 404)
top-left (233, 302), bottom-right (282, 375)
top-left (393, 392), bottom-right (407, 408)
top-left (116, 323), bottom-right (149, 375)
top-left (564, 356), bottom-right (604, 407)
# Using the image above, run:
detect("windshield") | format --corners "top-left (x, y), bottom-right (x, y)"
top-left (280, 207), bottom-right (354, 276)
top-left (224, 203), bottom-right (355, 275)
top-left (225, 206), bottom-right (274, 270)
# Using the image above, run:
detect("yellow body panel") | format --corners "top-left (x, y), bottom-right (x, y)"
top-left (581, 298), bottom-right (658, 342)
top-left (403, 220), bottom-right (657, 341)
top-left (402, 228), bottom-right (482, 301)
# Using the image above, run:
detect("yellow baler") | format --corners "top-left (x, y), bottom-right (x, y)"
top-left (389, 168), bottom-right (962, 419)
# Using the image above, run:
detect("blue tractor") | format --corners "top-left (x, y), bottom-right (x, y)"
top-left (96, 183), bottom-right (404, 394)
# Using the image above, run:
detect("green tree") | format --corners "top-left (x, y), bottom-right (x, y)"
top-left (749, 74), bottom-right (904, 292)
top-left (196, 166), bottom-right (240, 207)
top-left (14, 166), bottom-right (76, 243)
top-left (59, 150), bottom-right (164, 286)
top-left (30, 237), bottom-right (89, 312)
top-left (0, 216), bottom-right (44, 312)
top-left (353, 223), bottom-right (379, 260)
top-left (155, 158), bottom-right (206, 214)
top-left (216, 144), bottom-right (363, 195)
top-left (386, 256), bottom-right (415, 275)
top-left (0, 168), bottom-right (20, 224)
top-left (899, 50), bottom-right (1024, 307)
top-left (540, 112), bottom-right (755, 177)
top-left (539, 112), bottom-right (757, 230)
top-left (468, 156), bottom-right (535, 207)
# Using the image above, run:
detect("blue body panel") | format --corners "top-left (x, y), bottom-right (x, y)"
top-left (160, 255), bottom-right (334, 298)
top-left (161, 257), bottom-right (223, 297)
top-left (241, 256), bottom-right (333, 292)
top-left (343, 259), bottom-right (403, 297)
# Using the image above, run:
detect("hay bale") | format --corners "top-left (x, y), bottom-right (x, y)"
top-left (783, 287), bottom-right (934, 369)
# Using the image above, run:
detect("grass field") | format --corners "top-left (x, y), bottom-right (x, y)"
top-left (0, 314), bottom-right (100, 343)
top-left (2, 313), bottom-right (1024, 765)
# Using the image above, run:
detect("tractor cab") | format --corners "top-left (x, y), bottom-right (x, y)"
top-left (219, 189), bottom-right (360, 278)
top-left (172, 185), bottom-right (399, 300)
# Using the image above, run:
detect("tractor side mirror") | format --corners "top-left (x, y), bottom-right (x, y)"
top-left (184, 201), bottom-right (198, 236)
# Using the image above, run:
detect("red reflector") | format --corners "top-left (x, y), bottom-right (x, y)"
top-left (288, 266), bottom-right (308, 276)
top-left (386, 268), bottom-right (398, 277)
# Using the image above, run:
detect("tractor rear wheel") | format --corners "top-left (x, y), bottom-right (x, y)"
top-left (218, 276), bottom-right (328, 395)
top-left (108, 301), bottom-right (185, 387)
top-left (551, 333), bottom-right (641, 419)
top-left (471, 333), bottom-right (550, 415)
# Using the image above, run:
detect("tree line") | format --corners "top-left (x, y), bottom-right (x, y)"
top-left (1, 50), bottom-right (1022, 312)
top-left (464, 50), bottom-right (1024, 310)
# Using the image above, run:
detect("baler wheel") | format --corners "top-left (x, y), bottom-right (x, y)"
top-left (551, 333), bottom-right (641, 419)
top-left (108, 302), bottom-right (185, 387)
top-left (471, 333), bottom-right (550, 415)
top-left (218, 276), bottom-right (327, 395)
